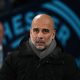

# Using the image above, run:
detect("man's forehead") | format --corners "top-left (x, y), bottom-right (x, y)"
top-left (32, 22), bottom-right (53, 30)
top-left (32, 14), bottom-right (54, 30)
top-left (32, 27), bottom-right (50, 29)
top-left (32, 26), bottom-right (52, 30)
top-left (32, 17), bottom-right (53, 26)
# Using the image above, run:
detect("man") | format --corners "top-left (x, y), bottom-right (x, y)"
top-left (0, 14), bottom-right (80, 80)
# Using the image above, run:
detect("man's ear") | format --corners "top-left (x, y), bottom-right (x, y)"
top-left (52, 30), bottom-right (56, 39)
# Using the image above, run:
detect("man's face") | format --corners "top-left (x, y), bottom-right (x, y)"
top-left (30, 21), bottom-right (55, 50)
top-left (0, 23), bottom-right (4, 44)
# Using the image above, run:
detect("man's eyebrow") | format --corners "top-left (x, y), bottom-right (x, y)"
top-left (33, 28), bottom-right (39, 32)
top-left (33, 28), bottom-right (39, 30)
top-left (42, 29), bottom-right (50, 32)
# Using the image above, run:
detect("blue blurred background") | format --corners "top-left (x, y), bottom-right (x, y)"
top-left (0, 0), bottom-right (80, 69)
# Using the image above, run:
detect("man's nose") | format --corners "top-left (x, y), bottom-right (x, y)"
top-left (37, 31), bottom-right (43, 39)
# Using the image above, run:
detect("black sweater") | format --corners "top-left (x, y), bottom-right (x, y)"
top-left (0, 41), bottom-right (80, 80)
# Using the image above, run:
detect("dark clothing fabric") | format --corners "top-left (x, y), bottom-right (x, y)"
top-left (1, 45), bottom-right (8, 62)
top-left (3, 44), bottom-right (10, 62)
top-left (29, 38), bottom-right (57, 59)
top-left (0, 40), bottom-right (80, 80)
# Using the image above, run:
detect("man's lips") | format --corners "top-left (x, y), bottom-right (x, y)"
top-left (36, 41), bottom-right (45, 43)
top-left (35, 41), bottom-right (45, 45)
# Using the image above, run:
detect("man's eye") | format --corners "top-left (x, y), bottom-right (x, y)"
top-left (33, 28), bottom-right (39, 33)
top-left (42, 29), bottom-right (50, 33)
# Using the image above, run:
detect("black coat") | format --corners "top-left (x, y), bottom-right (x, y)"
top-left (0, 41), bottom-right (80, 80)
top-left (2, 45), bottom-right (8, 62)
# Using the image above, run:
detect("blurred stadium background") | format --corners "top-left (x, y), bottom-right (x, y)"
top-left (0, 0), bottom-right (80, 69)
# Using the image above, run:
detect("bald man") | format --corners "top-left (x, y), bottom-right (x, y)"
top-left (0, 14), bottom-right (80, 80)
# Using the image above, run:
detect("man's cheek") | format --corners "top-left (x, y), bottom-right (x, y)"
top-left (46, 35), bottom-right (51, 40)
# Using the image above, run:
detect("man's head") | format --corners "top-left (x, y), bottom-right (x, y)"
top-left (30, 14), bottom-right (56, 50)
top-left (0, 23), bottom-right (4, 44)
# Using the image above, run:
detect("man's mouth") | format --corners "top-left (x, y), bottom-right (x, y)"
top-left (36, 41), bottom-right (45, 45)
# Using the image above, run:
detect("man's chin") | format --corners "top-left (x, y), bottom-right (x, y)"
top-left (36, 46), bottom-right (45, 50)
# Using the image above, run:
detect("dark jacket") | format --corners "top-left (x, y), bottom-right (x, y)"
top-left (0, 40), bottom-right (80, 80)
top-left (3, 45), bottom-right (7, 59)
top-left (3, 44), bottom-right (11, 63)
